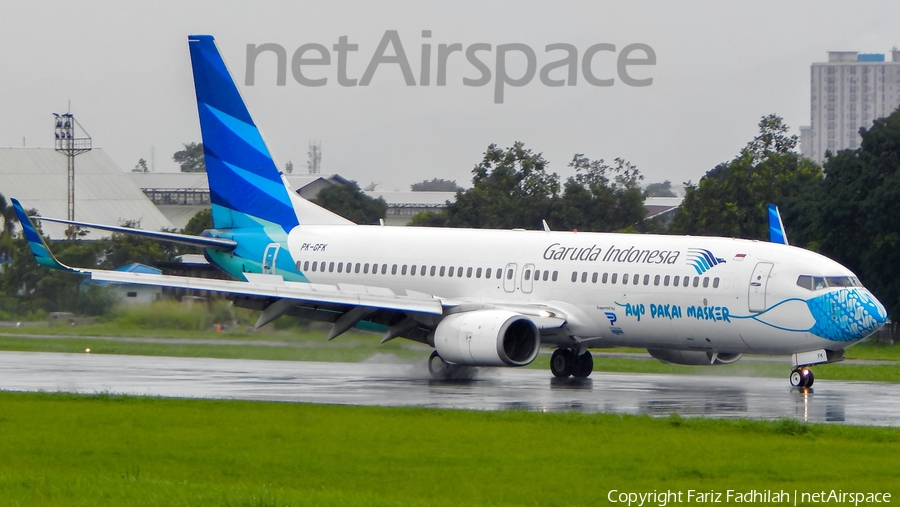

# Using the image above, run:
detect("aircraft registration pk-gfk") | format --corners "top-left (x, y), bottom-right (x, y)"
top-left (13, 35), bottom-right (888, 388)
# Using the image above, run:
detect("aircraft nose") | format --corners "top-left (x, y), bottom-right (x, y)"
top-left (807, 288), bottom-right (887, 342)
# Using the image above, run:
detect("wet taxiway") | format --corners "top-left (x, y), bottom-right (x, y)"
top-left (1, 351), bottom-right (897, 426)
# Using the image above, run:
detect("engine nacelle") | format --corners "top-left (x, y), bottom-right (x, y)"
top-left (433, 310), bottom-right (540, 367)
top-left (647, 348), bottom-right (743, 366)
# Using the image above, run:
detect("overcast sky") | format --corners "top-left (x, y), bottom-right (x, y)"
top-left (2, 1), bottom-right (899, 191)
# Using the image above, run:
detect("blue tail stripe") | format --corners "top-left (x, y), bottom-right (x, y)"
top-left (223, 161), bottom-right (293, 207)
top-left (196, 107), bottom-right (281, 184)
top-left (203, 103), bottom-right (272, 159)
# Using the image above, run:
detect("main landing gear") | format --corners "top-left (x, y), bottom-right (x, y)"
top-left (789, 366), bottom-right (815, 388)
top-left (550, 349), bottom-right (594, 379)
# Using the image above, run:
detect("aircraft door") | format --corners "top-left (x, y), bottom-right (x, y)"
top-left (748, 262), bottom-right (774, 312)
top-left (503, 263), bottom-right (517, 293)
top-left (262, 243), bottom-right (280, 274)
top-left (521, 263), bottom-right (535, 293)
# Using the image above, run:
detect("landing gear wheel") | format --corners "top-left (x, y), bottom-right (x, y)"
top-left (790, 367), bottom-right (814, 388)
top-left (428, 351), bottom-right (452, 379)
top-left (571, 351), bottom-right (594, 379)
top-left (550, 349), bottom-right (574, 378)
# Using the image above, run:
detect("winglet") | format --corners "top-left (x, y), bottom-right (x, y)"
top-left (10, 199), bottom-right (82, 273)
top-left (767, 204), bottom-right (789, 245)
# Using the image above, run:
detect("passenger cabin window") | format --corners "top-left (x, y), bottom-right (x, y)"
top-left (440, 266), bottom-right (446, 277)
top-left (337, 262), bottom-right (343, 273)
top-left (673, 275), bottom-right (680, 286)
top-left (543, 271), bottom-right (550, 281)
top-left (692, 276), bottom-right (699, 287)
top-left (643, 274), bottom-right (650, 285)
top-left (581, 272), bottom-right (588, 283)
top-left (410, 265), bottom-right (416, 276)
top-left (703, 277), bottom-right (710, 288)
top-left (467, 267), bottom-right (473, 278)
top-left (312, 261), bottom-right (318, 272)
top-left (507, 269), bottom-right (514, 280)
top-left (654, 275), bottom-right (660, 286)
top-left (401, 265), bottom-right (407, 275)
top-left (381, 264), bottom-right (388, 275)
top-left (633, 274), bottom-right (639, 285)
top-left (364, 263), bottom-right (370, 274)
top-left (303, 261), bottom-right (309, 271)
top-left (355, 263), bottom-right (361, 273)
top-left (602, 273), bottom-right (609, 284)
top-left (611, 273), bottom-right (618, 284)
top-left (552, 271), bottom-right (558, 282)
top-left (485, 268), bottom-right (492, 278)
top-left (430, 266), bottom-right (436, 276)
top-left (592, 272), bottom-right (598, 283)
top-left (622, 274), bottom-right (629, 284)
top-left (713, 277), bottom-right (720, 288)
top-left (664, 275), bottom-right (670, 286)
top-left (683, 276), bottom-right (690, 287)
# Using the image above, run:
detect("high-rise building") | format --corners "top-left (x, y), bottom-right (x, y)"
top-left (800, 50), bottom-right (900, 164)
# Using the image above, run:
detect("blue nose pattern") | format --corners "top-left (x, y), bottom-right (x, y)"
top-left (806, 289), bottom-right (887, 342)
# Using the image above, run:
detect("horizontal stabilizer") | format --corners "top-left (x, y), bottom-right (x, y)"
top-left (35, 216), bottom-right (237, 250)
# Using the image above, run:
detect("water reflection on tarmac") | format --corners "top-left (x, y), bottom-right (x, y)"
top-left (0, 351), bottom-right (896, 426)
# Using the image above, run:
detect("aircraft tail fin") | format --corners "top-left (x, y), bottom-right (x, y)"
top-left (187, 35), bottom-right (352, 231)
top-left (768, 204), bottom-right (789, 245)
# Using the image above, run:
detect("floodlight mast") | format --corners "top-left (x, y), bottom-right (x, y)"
top-left (53, 113), bottom-right (92, 225)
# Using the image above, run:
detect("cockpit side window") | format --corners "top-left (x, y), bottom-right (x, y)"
top-left (798, 274), bottom-right (859, 291)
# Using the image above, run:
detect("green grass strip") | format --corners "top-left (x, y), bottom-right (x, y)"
top-left (0, 392), bottom-right (898, 506)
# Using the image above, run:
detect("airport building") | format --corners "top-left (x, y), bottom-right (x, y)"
top-left (800, 50), bottom-right (900, 163)
top-left (0, 148), bottom-right (174, 239)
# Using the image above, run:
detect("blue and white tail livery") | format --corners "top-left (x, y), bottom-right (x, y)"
top-left (11, 35), bottom-right (887, 387)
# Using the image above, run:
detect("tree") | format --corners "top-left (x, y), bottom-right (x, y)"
top-left (744, 113), bottom-right (799, 164)
top-left (411, 178), bottom-right (464, 192)
top-left (644, 180), bottom-right (677, 197)
top-left (0, 193), bottom-right (18, 261)
top-left (553, 156), bottom-right (646, 232)
top-left (312, 182), bottom-right (387, 225)
top-left (815, 107), bottom-right (900, 319)
top-left (100, 220), bottom-right (179, 269)
top-left (182, 209), bottom-right (213, 236)
top-left (440, 142), bottom-right (559, 230)
top-left (173, 142), bottom-right (206, 173)
top-left (132, 158), bottom-right (149, 173)
top-left (670, 115), bottom-right (823, 242)
top-left (408, 143), bottom-right (649, 232)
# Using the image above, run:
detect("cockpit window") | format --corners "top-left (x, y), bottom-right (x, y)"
top-left (797, 275), bottom-right (861, 291)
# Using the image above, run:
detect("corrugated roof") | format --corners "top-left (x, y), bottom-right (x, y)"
top-left (363, 191), bottom-right (457, 206)
top-left (128, 172), bottom-right (348, 192)
top-left (0, 148), bottom-right (174, 239)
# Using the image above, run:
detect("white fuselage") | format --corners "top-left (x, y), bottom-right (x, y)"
top-left (276, 225), bottom-right (886, 356)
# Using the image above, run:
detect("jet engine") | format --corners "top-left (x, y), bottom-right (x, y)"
top-left (647, 348), bottom-right (743, 366)
top-left (433, 310), bottom-right (541, 367)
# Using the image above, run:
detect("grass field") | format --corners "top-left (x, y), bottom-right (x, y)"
top-left (0, 391), bottom-right (898, 506)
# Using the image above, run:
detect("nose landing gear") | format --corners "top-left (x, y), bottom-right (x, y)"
top-left (789, 367), bottom-right (815, 388)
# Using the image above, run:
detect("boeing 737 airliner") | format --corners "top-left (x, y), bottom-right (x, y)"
top-left (12, 35), bottom-right (888, 388)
